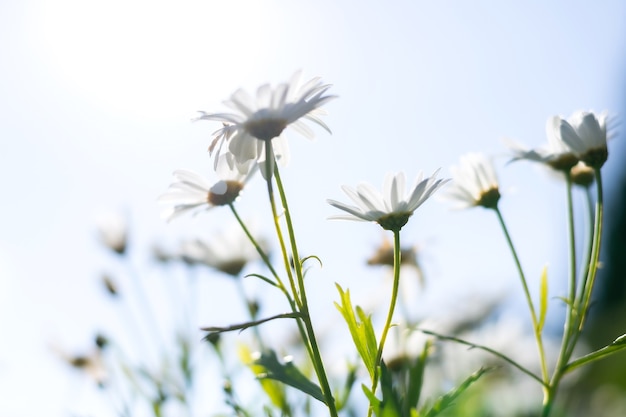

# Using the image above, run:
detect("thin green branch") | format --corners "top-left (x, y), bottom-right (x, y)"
top-left (420, 329), bottom-right (546, 387)
top-left (494, 207), bottom-right (549, 383)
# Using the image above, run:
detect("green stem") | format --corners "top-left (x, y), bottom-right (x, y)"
top-left (367, 229), bottom-right (402, 417)
top-left (494, 207), bottom-right (549, 383)
top-left (272, 161), bottom-right (338, 417)
top-left (574, 186), bottom-right (595, 306)
top-left (545, 173), bottom-right (577, 416)
top-left (553, 174), bottom-right (577, 374)
top-left (577, 169), bottom-right (604, 330)
top-left (263, 146), bottom-right (302, 310)
top-left (228, 203), bottom-right (283, 288)
top-left (229, 202), bottom-right (314, 363)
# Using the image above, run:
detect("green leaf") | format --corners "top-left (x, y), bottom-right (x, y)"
top-left (335, 362), bottom-right (358, 411)
top-left (362, 384), bottom-right (382, 416)
top-left (421, 367), bottom-right (491, 417)
top-left (537, 265), bottom-right (549, 334)
top-left (244, 273), bottom-right (279, 287)
top-left (379, 361), bottom-right (402, 417)
top-left (563, 333), bottom-right (626, 374)
top-left (405, 340), bottom-right (431, 412)
top-left (239, 346), bottom-right (287, 409)
top-left (254, 350), bottom-right (326, 404)
top-left (420, 329), bottom-right (545, 386)
top-left (335, 284), bottom-right (378, 378)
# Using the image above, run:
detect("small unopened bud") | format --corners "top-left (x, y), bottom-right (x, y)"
top-left (101, 274), bottom-right (119, 297)
top-left (94, 334), bottom-right (109, 350)
top-left (248, 299), bottom-right (260, 318)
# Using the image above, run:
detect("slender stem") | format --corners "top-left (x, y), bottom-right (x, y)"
top-left (565, 184), bottom-right (596, 362)
top-left (575, 186), bottom-right (595, 306)
top-left (494, 207), bottom-right (549, 383)
top-left (367, 229), bottom-right (402, 417)
top-left (228, 203), bottom-right (283, 287)
top-left (577, 169), bottom-right (604, 330)
top-left (553, 173), bottom-right (577, 377)
top-left (544, 173), bottom-right (578, 416)
top-left (228, 203), bottom-right (314, 362)
top-left (272, 161), bottom-right (338, 417)
top-left (263, 146), bottom-right (302, 310)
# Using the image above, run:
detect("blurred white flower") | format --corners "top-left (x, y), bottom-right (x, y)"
top-left (195, 71), bottom-right (336, 174)
top-left (441, 153), bottom-right (501, 209)
top-left (549, 110), bottom-right (609, 168)
top-left (95, 211), bottom-right (128, 255)
top-left (158, 154), bottom-right (256, 221)
top-left (507, 118), bottom-right (579, 171)
top-left (178, 223), bottom-right (268, 277)
top-left (327, 170), bottom-right (449, 231)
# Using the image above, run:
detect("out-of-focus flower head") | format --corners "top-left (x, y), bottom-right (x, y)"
top-left (327, 170), bottom-right (449, 232)
top-left (177, 223), bottom-right (268, 277)
top-left (548, 110), bottom-right (609, 169)
top-left (440, 152), bottom-right (501, 210)
top-left (367, 236), bottom-right (420, 269)
top-left (95, 211), bottom-right (128, 255)
top-left (195, 71), bottom-right (336, 176)
top-left (158, 153), bottom-right (256, 221)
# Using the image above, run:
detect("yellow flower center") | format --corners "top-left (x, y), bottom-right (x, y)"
top-left (208, 180), bottom-right (244, 206)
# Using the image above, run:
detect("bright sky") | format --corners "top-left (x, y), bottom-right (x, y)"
top-left (1, 1), bottom-right (625, 415)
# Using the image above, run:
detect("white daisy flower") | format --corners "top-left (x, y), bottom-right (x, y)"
top-left (506, 118), bottom-right (580, 171)
top-left (327, 170), bottom-right (449, 231)
top-left (178, 224), bottom-right (268, 277)
top-left (195, 71), bottom-right (336, 173)
top-left (158, 154), bottom-right (256, 221)
top-left (441, 153), bottom-right (501, 209)
top-left (549, 110), bottom-right (609, 168)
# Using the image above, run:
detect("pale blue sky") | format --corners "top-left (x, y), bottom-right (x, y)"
top-left (1, 1), bottom-right (625, 415)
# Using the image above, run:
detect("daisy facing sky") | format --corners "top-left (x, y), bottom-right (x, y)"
top-left (507, 110), bottom-right (610, 171)
top-left (441, 153), bottom-right (501, 210)
top-left (548, 110), bottom-right (609, 169)
top-left (195, 71), bottom-right (336, 174)
top-left (158, 154), bottom-right (257, 221)
top-left (327, 170), bottom-right (450, 232)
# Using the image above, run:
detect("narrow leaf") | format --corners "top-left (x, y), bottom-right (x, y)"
top-left (335, 284), bottom-right (378, 378)
top-left (239, 345), bottom-right (286, 409)
top-left (255, 350), bottom-right (326, 404)
top-left (537, 265), bottom-right (549, 334)
top-left (406, 339), bottom-right (431, 411)
top-left (422, 367), bottom-right (491, 417)
top-left (563, 333), bottom-right (626, 374)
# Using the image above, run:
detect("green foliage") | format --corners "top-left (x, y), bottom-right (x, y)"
top-left (564, 332), bottom-right (626, 374)
top-left (418, 367), bottom-right (491, 417)
top-left (335, 284), bottom-right (379, 379)
top-left (254, 349), bottom-right (327, 405)
top-left (239, 345), bottom-right (288, 410)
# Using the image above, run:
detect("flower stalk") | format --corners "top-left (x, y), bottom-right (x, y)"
top-left (367, 229), bottom-right (402, 417)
